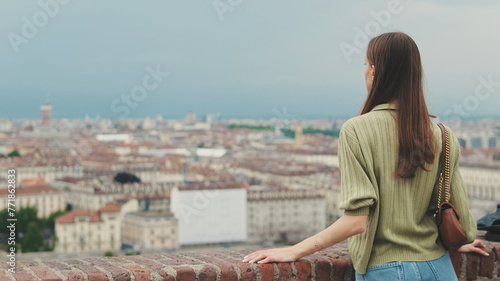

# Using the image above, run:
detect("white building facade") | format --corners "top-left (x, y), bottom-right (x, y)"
top-left (122, 211), bottom-right (178, 251)
top-left (54, 199), bottom-right (138, 253)
top-left (247, 186), bottom-right (326, 244)
top-left (460, 166), bottom-right (500, 201)
top-left (0, 185), bottom-right (65, 218)
top-left (170, 183), bottom-right (247, 245)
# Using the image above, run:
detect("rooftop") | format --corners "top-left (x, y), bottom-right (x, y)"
top-left (0, 184), bottom-right (60, 196)
top-left (54, 209), bottom-right (102, 224)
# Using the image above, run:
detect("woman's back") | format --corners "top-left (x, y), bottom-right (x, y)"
top-left (338, 103), bottom-right (477, 274)
top-left (243, 31), bottom-right (486, 280)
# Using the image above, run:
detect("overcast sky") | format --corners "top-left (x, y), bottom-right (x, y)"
top-left (1, 0), bottom-right (499, 120)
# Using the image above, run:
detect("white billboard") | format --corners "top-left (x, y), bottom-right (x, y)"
top-left (171, 187), bottom-right (247, 245)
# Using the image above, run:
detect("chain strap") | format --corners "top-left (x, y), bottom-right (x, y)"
top-left (438, 172), bottom-right (443, 206)
top-left (444, 127), bottom-right (451, 202)
top-left (437, 123), bottom-right (451, 207)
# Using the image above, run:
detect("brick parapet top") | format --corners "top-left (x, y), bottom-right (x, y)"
top-left (3, 240), bottom-right (500, 280)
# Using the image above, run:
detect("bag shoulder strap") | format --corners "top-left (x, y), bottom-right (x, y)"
top-left (437, 123), bottom-right (451, 206)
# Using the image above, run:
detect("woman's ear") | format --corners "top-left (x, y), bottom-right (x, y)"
top-left (371, 65), bottom-right (375, 79)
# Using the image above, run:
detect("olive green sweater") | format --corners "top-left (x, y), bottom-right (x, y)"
top-left (338, 103), bottom-right (477, 274)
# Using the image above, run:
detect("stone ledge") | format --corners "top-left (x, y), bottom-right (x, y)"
top-left (2, 241), bottom-right (500, 280)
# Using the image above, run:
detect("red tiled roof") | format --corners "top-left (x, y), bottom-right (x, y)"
top-left (179, 181), bottom-right (248, 191)
top-left (20, 178), bottom-right (46, 186)
top-left (99, 203), bottom-right (121, 213)
top-left (55, 209), bottom-right (102, 224)
top-left (57, 177), bottom-right (87, 184)
top-left (0, 185), bottom-right (60, 196)
top-left (461, 148), bottom-right (500, 155)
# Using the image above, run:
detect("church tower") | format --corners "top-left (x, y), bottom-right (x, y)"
top-left (41, 100), bottom-right (52, 126)
top-left (294, 124), bottom-right (304, 148)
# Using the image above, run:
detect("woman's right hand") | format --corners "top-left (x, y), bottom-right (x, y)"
top-left (456, 239), bottom-right (489, 256)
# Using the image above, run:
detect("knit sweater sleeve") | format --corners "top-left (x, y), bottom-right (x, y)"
top-left (338, 123), bottom-right (377, 216)
top-left (447, 129), bottom-right (477, 244)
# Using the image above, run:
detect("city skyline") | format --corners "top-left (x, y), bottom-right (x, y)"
top-left (2, 98), bottom-right (500, 121)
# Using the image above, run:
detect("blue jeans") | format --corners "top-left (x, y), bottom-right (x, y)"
top-left (355, 253), bottom-right (458, 281)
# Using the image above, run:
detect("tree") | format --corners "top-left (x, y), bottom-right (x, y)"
top-left (46, 210), bottom-right (67, 232)
top-left (16, 207), bottom-right (39, 236)
top-left (0, 207), bottom-right (64, 253)
top-left (65, 203), bottom-right (73, 212)
top-left (0, 208), bottom-right (10, 236)
top-left (113, 172), bottom-right (141, 184)
top-left (22, 222), bottom-right (43, 252)
top-left (7, 150), bottom-right (20, 157)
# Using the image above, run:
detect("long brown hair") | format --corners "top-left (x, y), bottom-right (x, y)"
top-left (361, 32), bottom-right (435, 178)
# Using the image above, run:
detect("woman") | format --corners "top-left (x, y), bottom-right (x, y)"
top-left (242, 32), bottom-right (488, 280)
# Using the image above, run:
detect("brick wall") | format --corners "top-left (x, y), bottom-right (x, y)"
top-left (2, 240), bottom-right (500, 280)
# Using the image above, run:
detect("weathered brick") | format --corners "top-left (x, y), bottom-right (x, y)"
top-left (157, 254), bottom-right (198, 266)
top-left (10, 241), bottom-right (500, 281)
top-left (201, 250), bottom-right (254, 280)
top-left (29, 265), bottom-right (63, 281)
top-left (466, 254), bottom-right (479, 281)
top-left (175, 266), bottom-right (196, 281)
top-left (448, 250), bottom-right (462, 278)
top-left (146, 264), bottom-right (176, 281)
top-left (331, 257), bottom-right (350, 281)
top-left (257, 263), bottom-right (275, 281)
top-left (478, 249), bottom-right (494, 279)
top-left (60, 271), bottom-right (86, 281)
top-left (65, 259), bottom-right (110, 280)
top-left (309, 255), bottom-right (332, 280)
top-left (0, 269), bottom-right (12, 281)
top-left (198, 265), bottom-right (217, 281)
top-left (197, 253), bottom-right (238, 281)
top-left (294, 260), bottom-right (313, 281)
top-left (115, 255), bottom-right (166, 279)
top-left (43, 261), bottom-right (72, 271)
top-left (277, 262), bottom-right (293, 280)
top-left (84, 258), bottom-right (131, 280)
top-left (124, 265), bottom-right (150, 281)
top-left (236, 262), bottom-right (257, 281)
top-left (11, 265), bottom-right (42, 281)
top-left (174, 253), bottom-right (222, 281)
top-left (33, 261), bottom-right (85, 281)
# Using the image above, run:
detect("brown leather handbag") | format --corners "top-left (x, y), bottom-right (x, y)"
top-left (435, 123), bottom-right (467, 250)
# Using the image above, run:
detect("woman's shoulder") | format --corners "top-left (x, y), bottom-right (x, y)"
top-left (431, 122), bottom-right (462, 159)
top-left (433, 122), bottom-right (459, 142)
top-left (340, 111), bottom-right (394, 137)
